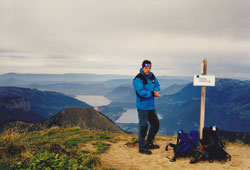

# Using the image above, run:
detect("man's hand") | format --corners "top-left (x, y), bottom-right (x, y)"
top-left (153, 91), bottom-right (160, 97)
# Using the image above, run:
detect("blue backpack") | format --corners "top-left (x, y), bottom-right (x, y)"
top-left (166, 130), bottom-right (199, 162)
top-left (190, 126), bottom-right (231, 164)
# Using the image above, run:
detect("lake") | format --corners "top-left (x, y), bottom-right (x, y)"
top-left (75, 95), bottom-right (162, 123)
top-left (116, 109), bottom-right (163, 123)
top-left (75, 95), bottom-right (111, 108)
top-left (116, 109), bottom-right (138, 123)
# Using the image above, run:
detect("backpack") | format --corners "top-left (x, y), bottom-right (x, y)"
top-left (191, 126), bottom-right (231, 163)
top-left (134, 73), bottom-right (155, 85)
top-left (166, 130), bottom-right (199, 162)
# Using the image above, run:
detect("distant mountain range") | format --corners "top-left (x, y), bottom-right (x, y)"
top-left (161, 84), bottom-right (187, 95)
top-left (105, 83), bottom-right (187, 103)
top-left (0, 73), bottom-right (133, 83)
top-left (0, 73), bottom-right (190, 96)
top-left (0, 87), bottom-right (92, 123)
top-left (105, 84), bottom-right (135, 103)
top-left (0, 73), bottom-right (191, 82)
top-left (102, 78), bottom-right (250, 136)
top-left (157, 79), bottom-right (250, 135)
top-left (0, 107), bottom-right (125, 134)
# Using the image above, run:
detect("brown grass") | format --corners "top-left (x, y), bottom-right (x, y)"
top-left (0, 130), bottom-right (31, 165)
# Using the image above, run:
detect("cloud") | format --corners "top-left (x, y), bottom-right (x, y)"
top-left (0, 0), bottom-right (249, 78)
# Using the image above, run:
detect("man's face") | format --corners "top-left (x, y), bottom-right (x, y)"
top-left (142, 66), bottom-right (151, 76)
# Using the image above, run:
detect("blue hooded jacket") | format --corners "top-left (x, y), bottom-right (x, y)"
top-left (133, 68), bottom-right (160, 110)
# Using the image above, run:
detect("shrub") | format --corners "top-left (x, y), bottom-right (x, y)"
top-left (125, 137), bottom-right (138, 147)
top-left (12, 152), bottom-right (101, 170)
top-left (64, 137), bottom-right (93, 149)
top-left (92, 142), bottom-right (111, 154)
top-left (0, 131), bottom-right (28, 162)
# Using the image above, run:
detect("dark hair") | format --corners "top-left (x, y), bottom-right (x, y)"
top-left (142, 60), bottom-right (151, 66)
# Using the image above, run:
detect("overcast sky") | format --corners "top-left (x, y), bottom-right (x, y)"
top-left (0, 0), bottom-right (249, 79)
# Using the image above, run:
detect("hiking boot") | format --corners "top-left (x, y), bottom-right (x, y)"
top-left (170, 157), bottom-right (176, 162)
top-left (139, 148), bottom-right (152, 155)
top-left (144, 143), bottom-right (160, 149)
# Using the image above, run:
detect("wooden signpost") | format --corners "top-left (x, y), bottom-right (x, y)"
top-left (200, 59), bottom-right (207, 140)
top-left (193, 59), bottom-right (215, 139)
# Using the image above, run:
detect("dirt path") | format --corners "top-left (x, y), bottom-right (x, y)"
top-left (100, 135), bottom-right (250, 170)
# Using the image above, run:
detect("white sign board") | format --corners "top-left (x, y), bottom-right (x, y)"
top-left (193, 75), bottom-right (215, 86)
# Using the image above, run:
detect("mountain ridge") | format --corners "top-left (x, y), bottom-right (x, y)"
top-left (157, 78), bottom-right (250, 135)
top-left (0, 97), bottom-right (46, 124)
top-left (0, 107), bottom-right (125, 134)
top-left (0, 86), bottom-right (92, 119)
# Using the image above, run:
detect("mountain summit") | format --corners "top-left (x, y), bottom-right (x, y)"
top-left (41, 107), bottom-right (124, 133)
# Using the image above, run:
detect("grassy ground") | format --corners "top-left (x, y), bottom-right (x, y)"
top-left (0, 127), bottom-right (120, 170)
top-left (2, 127), bottom-right (247, 170)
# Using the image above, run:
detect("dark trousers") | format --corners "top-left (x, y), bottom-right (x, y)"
top-left (137, 109), bottom-right (159, 148)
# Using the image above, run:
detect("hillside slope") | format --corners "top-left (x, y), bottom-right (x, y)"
top-left (0, 107), bottom-right (124, 134)
top-left (41, 107), bottom-right (124, 133)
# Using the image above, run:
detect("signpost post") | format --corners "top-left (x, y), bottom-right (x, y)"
top-left (193, 59), bottom-right (215, 139)
top-left (200, 59), bottom-right (207, 140)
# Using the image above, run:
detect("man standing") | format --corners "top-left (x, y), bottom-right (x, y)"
top-left (133, 60), bottom-right (161, 155)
